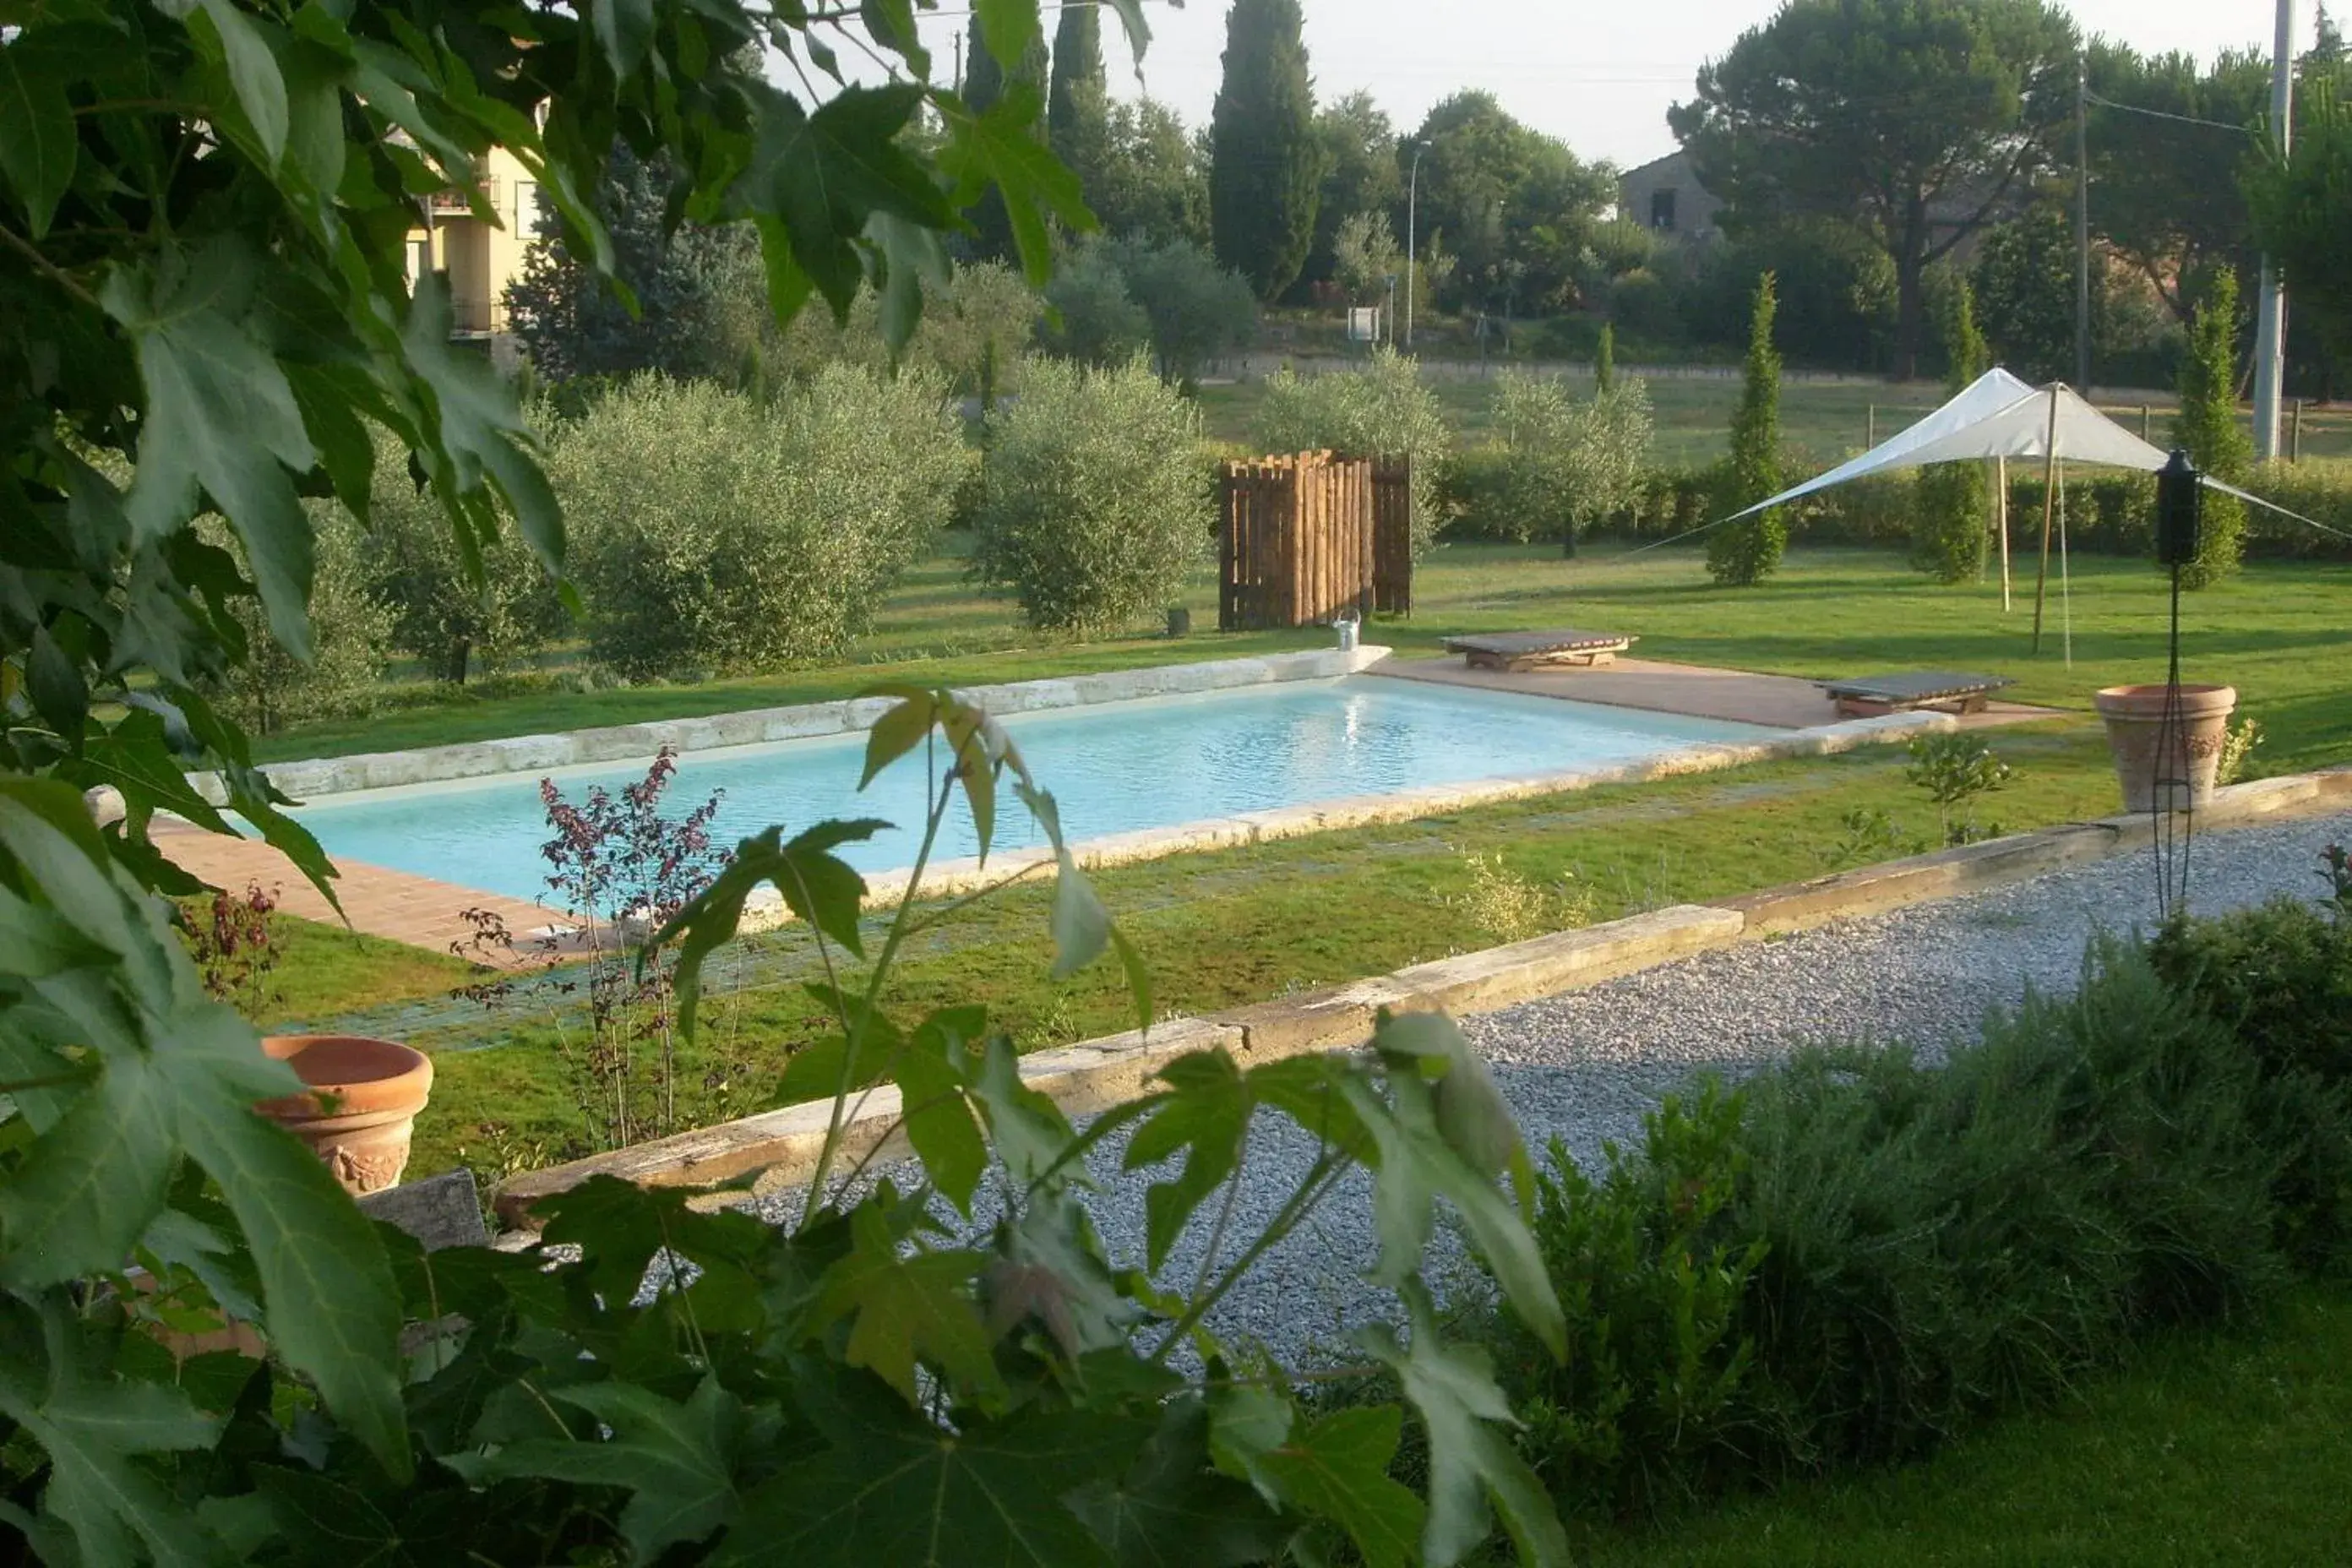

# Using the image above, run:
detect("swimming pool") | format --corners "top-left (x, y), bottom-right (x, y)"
top-left (288, 678), bottom-right (1778, 903)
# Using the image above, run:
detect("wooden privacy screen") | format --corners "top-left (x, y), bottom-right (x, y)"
top-left (1371, 456), bottom-right (1412, 616)
top-left (1218, 451), bottom-right (1413, 630)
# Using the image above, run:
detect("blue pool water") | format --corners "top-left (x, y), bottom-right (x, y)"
top-left (288, 678), bottom-right (1775, 903)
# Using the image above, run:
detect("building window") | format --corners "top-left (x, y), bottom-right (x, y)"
top-left (1650, 188), bottom-right (1677, 233)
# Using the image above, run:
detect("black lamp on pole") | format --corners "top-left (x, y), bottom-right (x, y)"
top-left (2155, 449), bottom-right (2202, 567)
top-left (2151, 447), bottom-right (2202, 915)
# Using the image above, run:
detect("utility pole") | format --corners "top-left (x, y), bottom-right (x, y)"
top-left (2074, 59), bottom-right (2091, 392)
top-left (2254, 0), bottom-right (2297, 460)
top-left (1406, 140), bottom-right (1429, 351)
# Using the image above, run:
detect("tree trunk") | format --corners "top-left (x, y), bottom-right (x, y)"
top-left (1892, 200), bottom-right (1931, 382)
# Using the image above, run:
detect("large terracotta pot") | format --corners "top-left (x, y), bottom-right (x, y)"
top-left (257, 1035), bottom-right (433, 1195)
top-left (2091, 683), bottom-right (2237, 814)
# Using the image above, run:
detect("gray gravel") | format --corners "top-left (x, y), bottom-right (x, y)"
top-left (758, 811), bottom-right (2352, 1370)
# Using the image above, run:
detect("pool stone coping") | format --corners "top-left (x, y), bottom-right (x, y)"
top-left (484, 762), bottom-right (2352, 1230)
top-left (732, 709), bottom-right (1962, 936)
top-left (192, 645), bottom-right (1395, 805)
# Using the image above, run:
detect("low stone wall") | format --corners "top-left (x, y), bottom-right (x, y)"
top-left (194, 645), bottom-right (1394, 805)
top-left (491, 764), bottom-right (2352, 1228)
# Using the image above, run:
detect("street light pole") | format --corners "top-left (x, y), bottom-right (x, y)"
top-left (2254, 0), bottom-right (2297, 460)
top-left (1406, 140), bottom-right (1429, 351)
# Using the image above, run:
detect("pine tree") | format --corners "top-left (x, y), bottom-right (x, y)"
top-left (2173, 267), bottom-right (2251, 588)
top-left (1208, 0), bottom-right (1324, 300)
top-left (1594, 321), bottom-right (1615, 393)
top-left (1707, 274), bottom-right (1787, 585)
top-left (963, 15), bottom-right (1050, 263)
top-left (504, 144), bottom-right (738, 384)
top-left (1911, 279), bottom-right (1992, 581)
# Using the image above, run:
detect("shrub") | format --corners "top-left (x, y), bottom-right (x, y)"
top-left (207, 505), bottom-right (393, 735)
top-left (555, 369), bottom-right (966, 678)
top-left (1707, 273), bottom-right (1786, 585)
top-left (1471, 372), bottom-right (1654, 547)
top-left (1911, 282), bottom-right (1991, 582)
top-left (2149, 894), bottom-right (2352, 1267)
top-left (1904, 732), bottom-right (2012, 846)
top-left (1510, 1084), bottom-right (1768, 1520)
top-left (2237, 460), bottom-right (2352, 562)
top-left (1103, 236), bottom-right (1257, 384)
top-left (2175, 268), bottom-right (2252, 588)
top-left (1038, 241), bottom-right (1150, 365)
top-left (973, 357), bottom-right (1211, 630)
top-left (1491, 936), bottom-right (2311, 1526)
top-left (363, 427), bottom-right (569, 684)
top-left (1254, 346), bottom-right (1451, 553)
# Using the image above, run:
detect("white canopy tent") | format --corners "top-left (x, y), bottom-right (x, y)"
top-left (1719, 370), bottom-right (2292, 664)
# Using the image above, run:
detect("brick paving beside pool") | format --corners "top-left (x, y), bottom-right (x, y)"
top-left (1369, 653), bottom-right (2059, 731)
top-left (152, 817), bottom-right (572, 966)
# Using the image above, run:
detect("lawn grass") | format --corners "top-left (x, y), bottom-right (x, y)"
top-left (182, 905), bottom-right (482, 1034)
top-left (1576, 1283), bottom-right (2352, 1566)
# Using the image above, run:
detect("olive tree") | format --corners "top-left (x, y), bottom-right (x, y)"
top-left (973, 357), bottom-right (1211, 629)
top-left (557, 371), bottom-right (967, 678)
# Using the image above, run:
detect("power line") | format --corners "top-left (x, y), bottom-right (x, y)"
top-left (2082, 90), bottom-right (2257, 136)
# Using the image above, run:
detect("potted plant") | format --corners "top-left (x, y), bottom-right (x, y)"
top-left (256, 1035), bottom-right (434, 1195)
top-left (2090, 683), bottom-right (2238, 813)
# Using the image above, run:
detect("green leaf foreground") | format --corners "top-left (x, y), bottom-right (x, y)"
top-left (2, 0), bottom-right (1573, 1558)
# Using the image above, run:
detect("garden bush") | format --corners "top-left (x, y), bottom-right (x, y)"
top-left (206, 506), bottom-right (394, 735)
top-left (554, 368), bottom-right (966, 678)
top-left (363, 426), bottom-right (569, 684)
top-left (1458, 372), bottom-right (1653, 547)
top-left (2149, 890), bottom-right (2352, 1269)
top-left (2239, 460), bottom-right (2352, 561)
top-left (1255, 347), bottom-right (1451, 553)
top-left (972, 356), bottom-right (1211, 630)
top-left (1487, 919), bottom-right (2349, 1527)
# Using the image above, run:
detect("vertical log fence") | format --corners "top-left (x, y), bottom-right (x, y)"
top-left (1218, 451), bottom-right (1413, 630)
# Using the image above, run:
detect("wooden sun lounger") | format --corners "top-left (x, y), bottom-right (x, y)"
top-left (1821, 671), bottom-right (2015, 717)
top-left (1441, 629), bottom-right (1636, 672)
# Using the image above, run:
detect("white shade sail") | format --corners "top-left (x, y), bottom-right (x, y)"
top-left (1723, 373), bottom-right (2167, 524)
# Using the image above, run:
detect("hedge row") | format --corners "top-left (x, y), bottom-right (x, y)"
top-left (1571, 459), bottom-right (2352, 563)
top-left (1448, 879), bottom-right (2352, 1527)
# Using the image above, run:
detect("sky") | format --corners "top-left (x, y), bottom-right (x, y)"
top-left (898, 1), bottom-right (2312, 171)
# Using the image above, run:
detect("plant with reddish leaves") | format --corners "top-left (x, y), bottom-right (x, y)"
top-left (460, 750), bottom-right (737, 1152)
top-left (186, 882), bottom-right (282, 1020)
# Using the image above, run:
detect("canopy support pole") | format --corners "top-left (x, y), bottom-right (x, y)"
top-left (2031, 386), bottom-right (2061, 653)
top-left (1995, 456), bottom-right (2011, 610)
top-left (2058, 464), bottom-right (2073, 667)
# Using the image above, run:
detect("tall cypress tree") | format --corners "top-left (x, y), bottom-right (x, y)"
top-left (963, 15), bottom-right (1050, 263)
top-left (1047, 3), bottom-right (1104, 151)
top-left (1707, 273), bottom-right (1787, 586)
top-left (2173, 268), bottom-right (2251, 588)
top-left (1911, 280), bottom-right (1992, 581)
top-left (1209, 0), bottom-right (1323, 300)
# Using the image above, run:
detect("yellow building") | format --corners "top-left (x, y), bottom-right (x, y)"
top-left (406, 144), bottom-right (542, 360)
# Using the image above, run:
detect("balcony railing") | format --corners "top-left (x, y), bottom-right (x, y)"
top-left (426, 176), bottom-right (504, 217)
top-left (449, 297), bottom-right (508, 337)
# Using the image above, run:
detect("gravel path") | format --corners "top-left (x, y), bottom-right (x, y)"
top-left (759, 811), bottom-right (2352, 1369)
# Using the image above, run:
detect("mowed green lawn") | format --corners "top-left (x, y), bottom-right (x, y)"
top-left (1576, 1285), bottom-right (2352, 1567)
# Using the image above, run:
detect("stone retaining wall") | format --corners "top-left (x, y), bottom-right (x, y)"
top-left (491, 765), bottom-right (2352, 1228)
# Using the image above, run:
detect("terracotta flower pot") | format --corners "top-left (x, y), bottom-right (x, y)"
top-left (2092, 683), bottom-right (2237, 814)
top-left (257, 1035), bottom-right (433, 1195)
